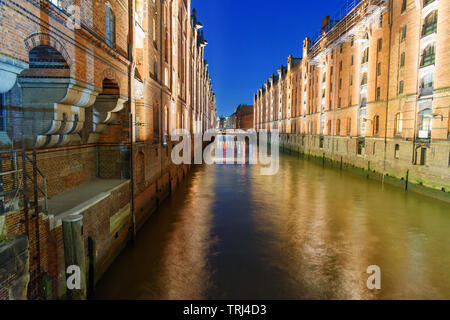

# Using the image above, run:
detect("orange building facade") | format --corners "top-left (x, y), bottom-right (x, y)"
top-left (254, 0), bottom-right (449, 193)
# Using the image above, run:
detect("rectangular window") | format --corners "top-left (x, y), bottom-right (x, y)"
top-left (351, 55), bottom-right (354, 65)
top-left (339, 78), bottom-right (342, 90)
top-left (378, 38), bottom-right (383, 52)
top-left (0, 94), bottom-right (5, 131)
top-left (377, 62), bottom-right (382, 76)
top-left (401, 25), bottom-right (407, 41)
top-left (350, 74), bottom-right (353, 86)
top-left (399, 80), bottom-right (404, 94)
top-left (400, 52), bottom-right (406, 67)
top-left (339, 61), bottom-right (343, 72)
top-left (376, 87), bottom-right (381, 101)
top-left (420, 147), bottom-right (427, 165)
top-left (401, 0), bottom-right (407, 13)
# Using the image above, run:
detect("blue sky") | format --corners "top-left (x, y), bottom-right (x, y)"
top-left (191, 0), bottom-right (344, 117)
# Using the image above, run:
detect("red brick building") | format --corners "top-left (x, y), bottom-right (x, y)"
top-left (0, 0), bottom-right (216, 300)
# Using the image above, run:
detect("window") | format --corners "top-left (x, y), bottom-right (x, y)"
top-left (395, 144), bottom-right (400, 159)
top-left (361, 96), bottom-right (367, 108)
top-left (349, 95), bottom-right (352, 106)
top-left (336, 119), bottom-right (341, 135)
top-left (105, 4), bottom-right (116, 48)
top-left (448, 111), bottom-right (450, 139)
top-left (351, 37), bottom-right (354, 47)
top-left (424, 0), bottom-right (435, 8)
top-left (400, 52), bottom-right (406, 67)
top-left (339, 61), bottom-right (343, 72)
top-left (376, 87), bottom-right (381, 101)
top-left (421, 44), bottom-right (435, 67)
top-left (401, 0), bottom-right (407, 13)
top-left (347, 118), bottom-right (352, 136)
top-left (350, 74), bottom-right (353, 86)
top-left (422, 11), bottom-right (438, 37)
top-left (361, 73), bottom-right (368, 86)
top-left (153, 60), bottom-right (158, 80)
top-left (339, 78), bottom-right (342, 90)
top-left (378, 38), bottom-right (383, 52)
top-left (420, 73), bottom-right (433, 97)
top-left (362, 48), bottom-right (369, 64)
top-left (338, 97), bottom-right (342, 108)
top-left (419, 109), bottom-right (432, 138)
top-left (0, 94), bottom-right (5, 131)
top-left (401, 25), bottom-right (407, 41)
top-left (399, 80), bottom-right (404, 94)
top-left (50, 0), bottom-right (61, 7)
top-left (377, 62), bottom-right (382, 76)
top-left (373, 115), bottom-right (380, 135)
top-left (395, 113), bottom-right (402, 135)
top-left (340, 43), bottom-right (343, 53)
top-left (351, 55), bottom-right (354, 65)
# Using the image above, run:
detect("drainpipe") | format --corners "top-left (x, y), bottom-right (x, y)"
top-left (128, 0), bottom-right (136, 240)
top-left (382, 0), bottom-right (394, 182)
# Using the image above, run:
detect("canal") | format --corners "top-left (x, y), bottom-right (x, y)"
top-left (94, 152), bottom-right (450, 300)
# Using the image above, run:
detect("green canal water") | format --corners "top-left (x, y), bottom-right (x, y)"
top-left (94, 152), bottom-right (450, 300)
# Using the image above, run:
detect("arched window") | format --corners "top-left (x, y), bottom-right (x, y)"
top-left (447, 111), bottom-right (450, 139)
top-left (421, 44), bottom-right (435, 67)
top-left (361, 72), bottom-right (368, 85)
top-left (422, 11), bottom-right (438, 37)
top-left (373, 115), bottom-right (380, 136)
top-left (394, 113), bottom-right (403, 135)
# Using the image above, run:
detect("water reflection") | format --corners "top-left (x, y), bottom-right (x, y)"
top-left (94, 152), bottom-right (450, 300)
